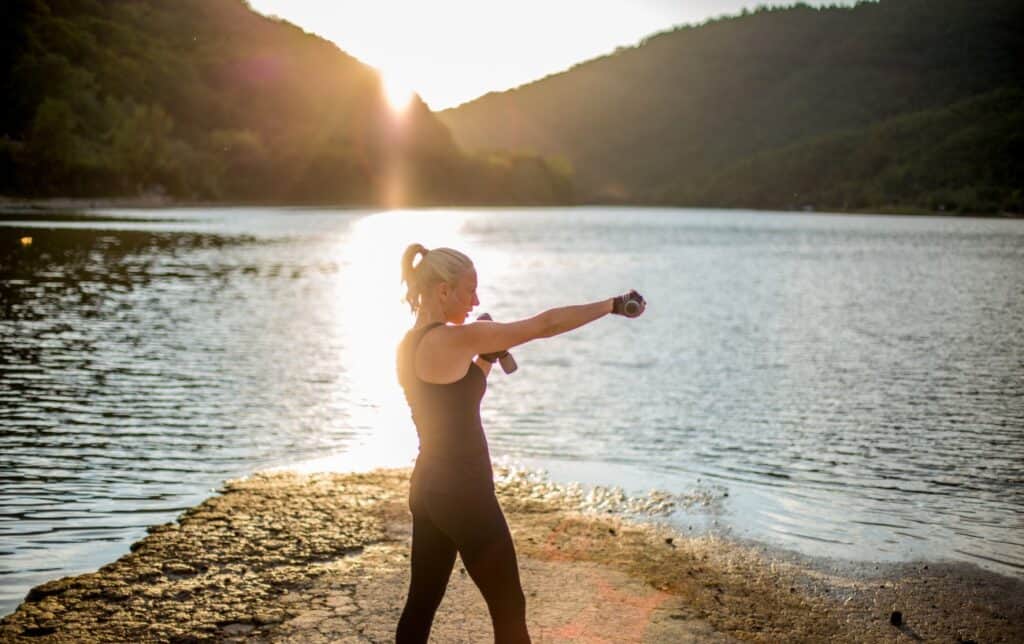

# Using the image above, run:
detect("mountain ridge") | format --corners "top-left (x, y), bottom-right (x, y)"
top-left (0, 0), bottom-right (572, 205)
top-left (440, 0), bottom-right (1024, 213)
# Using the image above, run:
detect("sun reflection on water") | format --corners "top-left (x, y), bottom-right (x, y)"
top-left (287, 209), bottom-right (485, 473)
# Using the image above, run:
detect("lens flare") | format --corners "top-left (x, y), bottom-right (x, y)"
top-left (380, 67), bottom-right (416, 114)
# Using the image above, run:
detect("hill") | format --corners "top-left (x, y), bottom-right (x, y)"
top-left (0, 0), bottom-right (572, 205)
top-left (439, 0), bottom-right (1024, 214)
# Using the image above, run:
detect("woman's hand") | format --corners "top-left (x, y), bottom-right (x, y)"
top-left (611, 290), bottom-right (646, 318)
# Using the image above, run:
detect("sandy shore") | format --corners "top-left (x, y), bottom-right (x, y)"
top-left (1, 468), bottom-right (1021, 643)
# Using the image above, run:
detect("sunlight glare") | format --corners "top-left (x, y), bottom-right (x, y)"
top-left (292, 210), bottom-right (478, 473)
top-left (380, 66), bottom-right (416, 114)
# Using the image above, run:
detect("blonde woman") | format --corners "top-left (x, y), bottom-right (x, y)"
top-left (395, 244), bottom-right (645, 643)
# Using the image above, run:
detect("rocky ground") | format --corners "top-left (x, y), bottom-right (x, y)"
top-left (1, 468), bottom-right (1021, 643)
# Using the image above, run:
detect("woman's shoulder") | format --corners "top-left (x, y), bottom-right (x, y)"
top-left (397, 322), bottom-right (447, 368)
top-left (399, 322), bottom-right (482, 387)
top-left (404, 321), bottom-right (447, 345)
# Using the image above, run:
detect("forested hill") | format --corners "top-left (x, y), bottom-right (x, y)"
top-left (440, 0), bottom-right (1024, 214)
top-left (0, 0), bottom-right (571, 205)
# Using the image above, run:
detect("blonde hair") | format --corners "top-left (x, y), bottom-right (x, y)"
top-left (401, 244), bottom-right (474, 313)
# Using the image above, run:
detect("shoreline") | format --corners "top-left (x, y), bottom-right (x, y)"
top-left (2, 468), bottom-right (1020, 643)
top-left (1, 196), bottom-right (1021, 219)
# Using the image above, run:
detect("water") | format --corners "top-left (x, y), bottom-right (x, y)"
top-left (1, 206), bottom-right (1022, 614)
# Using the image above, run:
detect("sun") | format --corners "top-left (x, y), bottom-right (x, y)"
top-left (379, 66), bottom-right (416, 114)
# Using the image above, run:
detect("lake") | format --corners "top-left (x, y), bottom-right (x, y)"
top-left (1, 206), bottom-right (1022, 615)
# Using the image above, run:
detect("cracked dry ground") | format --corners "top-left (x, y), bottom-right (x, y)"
top-left (2, 469), bottom-right (1022, 643)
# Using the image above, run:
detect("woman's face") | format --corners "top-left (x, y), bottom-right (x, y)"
top-left (441, 268), bottom-right (479, 324)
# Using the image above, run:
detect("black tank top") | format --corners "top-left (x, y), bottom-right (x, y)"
top-left (397, 322), bottom-right (493, 492)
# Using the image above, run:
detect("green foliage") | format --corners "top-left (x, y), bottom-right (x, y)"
top-left (693, 88), bottom-right (1024, 214)
top-left (441, 0), bottom-right (1024, 214)
top-left (2, 0), bottom-right (570, 205)
top-left (109, 103), bottom-right (177, 189)
top-left (21, 98), bottom-right (82, 193)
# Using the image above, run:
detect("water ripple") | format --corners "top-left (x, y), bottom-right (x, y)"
top-left (2, 208), bottom-right (1023, 616)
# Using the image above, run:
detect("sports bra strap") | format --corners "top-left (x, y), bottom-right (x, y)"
top-left (409, 322), bottom-right (445, 382)
top-left (414, 322), bottom-right (446, 343)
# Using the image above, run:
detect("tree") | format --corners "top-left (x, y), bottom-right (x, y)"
top-left (110, 102), bottom-right (178, 193)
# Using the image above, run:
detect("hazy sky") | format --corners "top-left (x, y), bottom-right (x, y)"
top-left (248, 0), bottom-right (858, 110)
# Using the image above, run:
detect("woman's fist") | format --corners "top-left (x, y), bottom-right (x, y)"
top-left (612, 290), bottom-right (646, 317)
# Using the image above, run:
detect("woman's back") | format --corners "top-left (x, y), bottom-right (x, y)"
top-left (397, 323), bottom-right (493, 492)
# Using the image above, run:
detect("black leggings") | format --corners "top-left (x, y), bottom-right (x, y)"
top-left (396, 483), bottom-right (531, 643)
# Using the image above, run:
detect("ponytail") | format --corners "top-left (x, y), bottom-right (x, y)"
top-left (401, 243), bottom-right (429, 313)
top-left (400, 243), bottom-right (473, 313)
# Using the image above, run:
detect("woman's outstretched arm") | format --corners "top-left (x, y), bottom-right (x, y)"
top-left (526, 299), bottom-right (613, 338)
top-left (453, 292), bottom-right (640, 352)
top-left (415, 292), bottom-right (644, 383)
top-left (464, 298), bottom-right (612, 355)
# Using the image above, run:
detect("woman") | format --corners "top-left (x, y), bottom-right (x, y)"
top-left (395, 244), bottom-right (645, 643)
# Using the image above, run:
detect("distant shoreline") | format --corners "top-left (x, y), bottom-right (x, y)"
top-left (1, 196), bottom-right (1021, 219)
top-left (1, 468), bottom-right (1021, 642)
top-left (0, 196), bottom-right (377, 211)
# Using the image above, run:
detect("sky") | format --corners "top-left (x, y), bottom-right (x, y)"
top-left (248, 0), bottom-right (858, 110)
